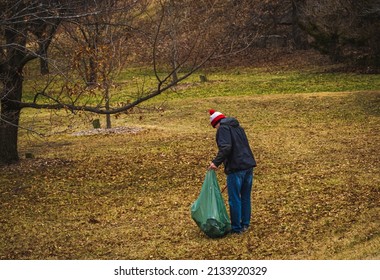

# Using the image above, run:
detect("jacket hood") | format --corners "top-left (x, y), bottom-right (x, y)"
top-left (220, 117), bottom-right (239, 127)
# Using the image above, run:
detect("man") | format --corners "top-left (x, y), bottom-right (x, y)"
top-left (208, 109), bottom-right (256, 234)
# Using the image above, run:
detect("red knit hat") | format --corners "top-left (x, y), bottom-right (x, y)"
top-left (209, 109), bottom-right (225, 127)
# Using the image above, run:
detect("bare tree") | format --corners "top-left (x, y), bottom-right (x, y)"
top-left (1, 0), bottom-right (76, 163)
top-left (1, 0), bottom-right (255, 164)
top-left (55, 0), bottom-right (147, 129)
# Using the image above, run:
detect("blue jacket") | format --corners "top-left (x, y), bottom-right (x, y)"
top-left (212, 117), bottom-right (256, 174)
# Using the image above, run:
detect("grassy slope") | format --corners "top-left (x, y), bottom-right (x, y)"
top-left (1, 66), bottom-right (380, 260)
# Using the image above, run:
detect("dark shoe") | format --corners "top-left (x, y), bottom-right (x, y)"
top-left (242, 226), bottom-right (249, 232)
top-left (230, 230), bottom-right (242, 235)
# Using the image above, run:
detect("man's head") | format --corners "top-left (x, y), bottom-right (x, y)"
top-left (209, 109), bottom-right (225, 128)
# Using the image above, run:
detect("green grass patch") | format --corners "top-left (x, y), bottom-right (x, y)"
top-left (22, 66), bottom-right (380, 106)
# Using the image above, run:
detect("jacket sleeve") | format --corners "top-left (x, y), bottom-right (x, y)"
top-left (212, 125), bottom-right (232, 167)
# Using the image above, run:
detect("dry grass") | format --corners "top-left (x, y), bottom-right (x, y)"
top-left (1, 89), bottom-right (379, 260)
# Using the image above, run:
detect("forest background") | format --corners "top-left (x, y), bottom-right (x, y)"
top-left (0, 0), bottom-right (379, 259)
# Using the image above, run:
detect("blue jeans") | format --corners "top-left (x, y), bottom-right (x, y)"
top-left (227, 168), bottom-right (254, 233)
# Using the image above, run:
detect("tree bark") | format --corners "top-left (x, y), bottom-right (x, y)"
top-left (0, 73), bottom-right (23, 164)
top-left (1, 22), bottom-right (26, 164)
top-left (105, 84), bottom-right (112, 129)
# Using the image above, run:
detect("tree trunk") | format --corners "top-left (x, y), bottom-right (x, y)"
top-left (0, 108), bottom-right (20, 164)
top-left (0, 74), bottom-right (23, 164)
top-left (88, 56), bottom-right (98, 86)
top-left (39, 42), bottom-right (50, 75)
top-left (168, 0), bottom-right (179, 83)
top-left (105, 85), bottom-right (111, 129)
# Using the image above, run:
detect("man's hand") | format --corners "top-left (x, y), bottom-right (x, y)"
top-left (209, 162), bottom-right (218, 170)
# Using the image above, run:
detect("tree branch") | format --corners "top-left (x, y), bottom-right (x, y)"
top-left (18, 49), bottom-right (214, 114)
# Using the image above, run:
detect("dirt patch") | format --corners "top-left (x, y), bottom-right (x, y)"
top-left (72, 126), bottom-right (143, 136)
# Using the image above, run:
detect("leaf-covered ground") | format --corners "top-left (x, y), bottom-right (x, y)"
top-left (1, 89), bottom-right (379, 259)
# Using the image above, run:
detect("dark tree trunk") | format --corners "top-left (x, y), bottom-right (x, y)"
top-left (0, 73), bottom-right (23, 164)
top-left (1, 24), bottom-right (25, 164)
top-left (39, 41), bottom-right (50, 75)
top-left (88, 56), bottom-right (98, 86)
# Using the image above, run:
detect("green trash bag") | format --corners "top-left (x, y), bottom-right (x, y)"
top-left (190, 170), bottom-right (231, 238)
